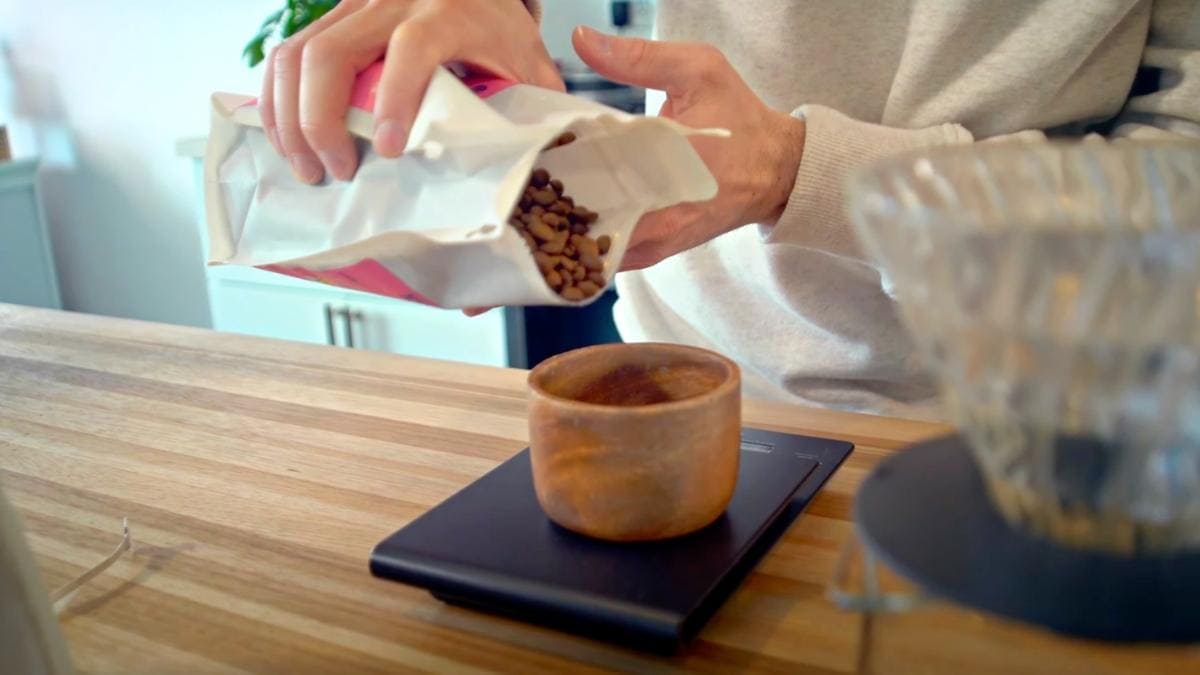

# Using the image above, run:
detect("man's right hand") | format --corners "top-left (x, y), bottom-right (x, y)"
top-left (260, 0), bottom-right (563, 185)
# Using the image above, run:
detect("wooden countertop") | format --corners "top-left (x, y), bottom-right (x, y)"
top-left (2, 304), bottom-right (1196, 674)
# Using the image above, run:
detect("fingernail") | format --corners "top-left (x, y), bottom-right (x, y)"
top-left (374, 120), bottom-right (406, 157)
top-left (579, 26), bottom-right (611, 55)
top-left (318, 150), bottom-right (353, 181)
top-left (289, 154), bottom-right (323, 184)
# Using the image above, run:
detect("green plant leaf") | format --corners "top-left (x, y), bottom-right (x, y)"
top-left (245, 1), bottom-right (344, 67)
top-left (258, 8), bottom-right (285, 31)
top-left (243, 36), bottom-right (267, 67)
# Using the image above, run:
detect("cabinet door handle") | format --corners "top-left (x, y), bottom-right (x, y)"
top-left (323, 304), bottom-right (337, 346)
top-left (341, 307), bottom-right (356, 349)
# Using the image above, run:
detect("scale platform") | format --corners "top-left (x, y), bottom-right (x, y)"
top-left (371, 428), bottom-right (853, 653)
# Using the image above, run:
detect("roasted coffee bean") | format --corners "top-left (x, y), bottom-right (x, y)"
top-left (580, 251), bottom-right (604, 272)
top-left (576, 236), bottom-right (599, 258)
top-left (514, 161), bottom-right (615, 302)
top-left (570, 206), bottom-right (591, 223)
top-left (557, 132), bottom-right (576, 146)
top-left (533, 251), bottom-right (555, 273)
top-left (540, 231), bottom-right (568, 254)
top-left (529, 218), bottom-right (556, 242)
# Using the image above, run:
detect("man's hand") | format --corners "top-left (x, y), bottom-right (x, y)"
top-left (573, 26), bottom-right (806, 271)
top-left (261, 0), bottom-right (563, 185)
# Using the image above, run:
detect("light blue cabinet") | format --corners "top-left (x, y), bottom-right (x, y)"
top-left (179, 138), bottom-right (508, 367)
top-left (0, 158), bottom-right (61, 309)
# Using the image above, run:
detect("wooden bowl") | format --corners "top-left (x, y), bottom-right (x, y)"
top-left (527, 343), bottom-right (741, 542)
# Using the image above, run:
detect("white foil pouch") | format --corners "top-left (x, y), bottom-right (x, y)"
top-left (205, 62), bottom-right (723, 308)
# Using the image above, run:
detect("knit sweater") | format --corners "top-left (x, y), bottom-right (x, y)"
top-left (535, 1), bottom-right (1200, 420)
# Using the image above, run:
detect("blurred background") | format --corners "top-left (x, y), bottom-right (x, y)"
top-left (0, 0), bottom-right (654, 368)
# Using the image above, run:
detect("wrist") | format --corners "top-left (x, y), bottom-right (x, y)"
top-left (758, 111), bottom-right (805, 226)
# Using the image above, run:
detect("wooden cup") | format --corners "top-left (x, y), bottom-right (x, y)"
top-left (527, 343), bottom-right (741, 541)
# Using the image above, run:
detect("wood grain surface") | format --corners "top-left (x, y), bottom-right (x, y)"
top-left (2, 304), bottom-right (1197, 674)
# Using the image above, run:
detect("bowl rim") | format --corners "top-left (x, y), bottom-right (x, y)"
top-left (527, 342), bottom-right (741, 413)
top-left (848, 138), bottom-right (1200, 190)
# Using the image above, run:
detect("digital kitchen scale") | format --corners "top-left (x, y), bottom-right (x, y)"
top-left (371, 428), bottom-right (853, 653)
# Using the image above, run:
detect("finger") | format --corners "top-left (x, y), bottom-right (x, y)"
top-left (372, 17), bottom-right (455, 158)
top-left (572, 26), bottom-right (720, 96)
top-left (272, 1), bottom-right (363, 184)
top-left (299, 4), bottom-right (399, 180)
top-left (260, 47), bottom-right (282, 154)
top-left (529, 56), bottom-right (566, 92)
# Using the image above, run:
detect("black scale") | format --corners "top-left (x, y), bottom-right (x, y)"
top-left (371, 428), bottom-right (853, 653)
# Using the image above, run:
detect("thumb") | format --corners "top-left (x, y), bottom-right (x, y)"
top-left (572, 26), bottom-right (697, 94)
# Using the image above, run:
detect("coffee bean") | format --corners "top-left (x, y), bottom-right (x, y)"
top-left (557, 132), bottom-right (576, 146)
top-left (540, 231), bottom-right (568, 254)
top-left (580, 251), bottom-right (604, 272)
top-left (576, 236), bottom-right (599, 258)
top-left (533, 251), bottom-right (555, 273)
top-left (529, 218), bottom-right (556, 242)
top-left (515, 162), bottom-right (613, 302)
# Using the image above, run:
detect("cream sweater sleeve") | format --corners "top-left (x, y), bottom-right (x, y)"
top-left (765, 0), bottom-right (1200, 263)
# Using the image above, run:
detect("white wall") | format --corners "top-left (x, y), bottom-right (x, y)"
top-left (0, 0), bottom-right (648, 328)
top-left (0, 0), bottom-right (277, 326)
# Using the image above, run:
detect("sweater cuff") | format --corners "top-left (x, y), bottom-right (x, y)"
top-left (764, 104), bottom-right (974, 260)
